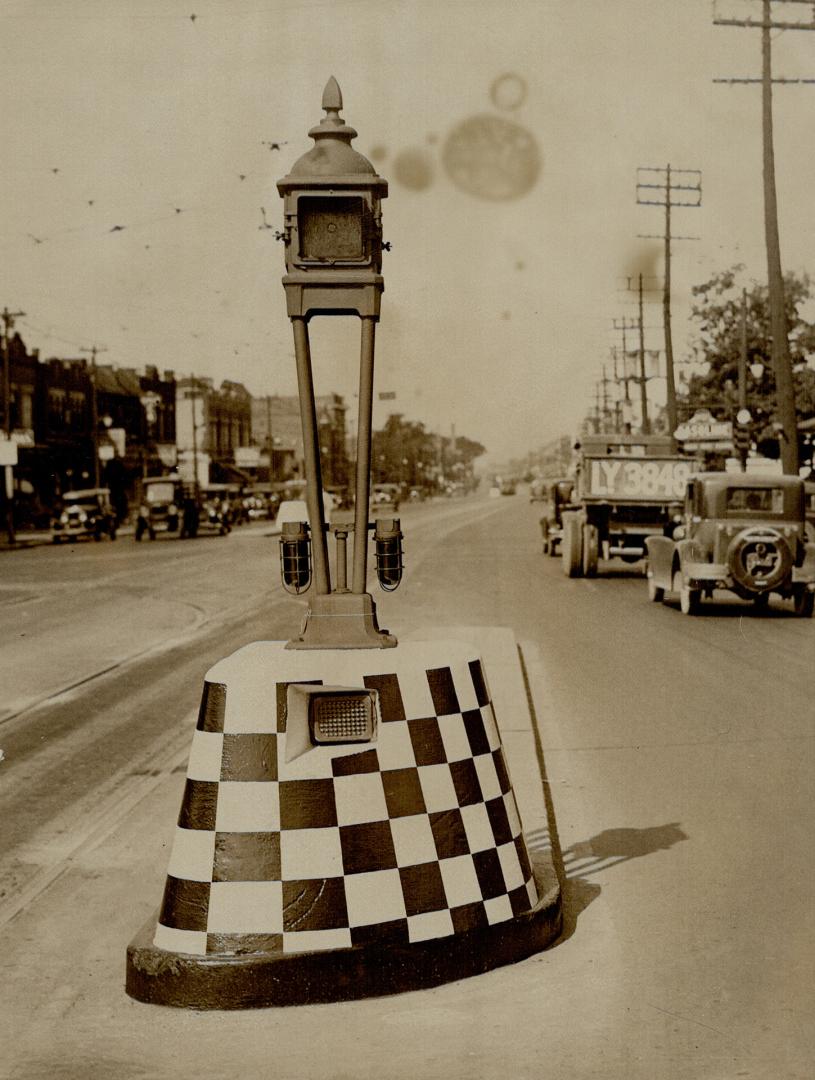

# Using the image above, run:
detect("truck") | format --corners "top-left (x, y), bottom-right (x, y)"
top-left (561, 434), bottom-right (694, 578)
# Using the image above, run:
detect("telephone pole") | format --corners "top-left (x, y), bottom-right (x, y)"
top-left (636, 164), bottom-right (701, 438)
top-left (80, 344), bottom-right (108, 488)
top-left (714, 0), bottom-right (815, 473)
top-left (637, 274), bottom-right (651, 435)
top-left (1, 306), bottom-right (25, 544)
top-left (612, 317), bottom-right (638, 407)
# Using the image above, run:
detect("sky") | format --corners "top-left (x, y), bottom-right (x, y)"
top-left (0, 0), bottom-right (813, 464)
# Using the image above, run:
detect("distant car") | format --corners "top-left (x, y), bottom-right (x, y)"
top-left (199, 484), bottom-right (233, 535)
top-left (372, 484), bottom-right (401, 513)
top-left (242, 484), bottom-right (280, 521)
top-left (645, 472), bottom-right (815, 616)
top-left (52, 488), bottom-right (117, 543)
top-left (539, 479), bottom-right (575, 557)
top-left (136, 476), bottom-right (184, 541)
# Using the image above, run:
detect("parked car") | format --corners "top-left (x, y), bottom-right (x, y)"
top-left (135, 476), bottom-right (184, 541)
top-left (645, 472), bottom-right (815, 616)
top-left (52, 488), bottom-right (117, 543)
top-left (539, 479), bottom-right (575, 557)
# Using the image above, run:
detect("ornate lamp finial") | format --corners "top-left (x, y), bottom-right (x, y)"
top-left (322, 76), bottom-right (342, 113)
top-left (309, 76), bottom-right (357, 143)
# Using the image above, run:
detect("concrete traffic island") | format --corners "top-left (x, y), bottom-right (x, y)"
top-left (126, 79), bottom-right (561, 1009)
top-left (125, 637), bottom-right (561, 1008)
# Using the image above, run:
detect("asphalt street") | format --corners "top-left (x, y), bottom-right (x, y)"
top-left (1, 492), bottom-right (812, 1079)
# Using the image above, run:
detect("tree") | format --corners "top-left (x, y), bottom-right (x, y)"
top-left (683, 265), bottom-right (815, 459)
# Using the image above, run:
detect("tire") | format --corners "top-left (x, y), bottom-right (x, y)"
top-left (148, 527), bottom-right (156, 541)
top-left (562, 515), bottom-right (583, 578)
top-left (679, 581), bottom-right (700, 616)
top-left (647, 573), bottom-right (664, 603)
top-left (541, 520), bottom-right (550, 556)
top-left (794, 590), bottom-right (814, 618)
top-left (752, 592), bottom-right (769, 610)
top-left (582, 523), bottom-right (599, 578)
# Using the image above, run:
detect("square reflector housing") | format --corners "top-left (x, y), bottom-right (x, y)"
top-left (308, 689), bottom-right (377, 745)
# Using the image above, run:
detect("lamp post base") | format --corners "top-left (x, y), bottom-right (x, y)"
top-left (286, 591), bottom-right (397, 650)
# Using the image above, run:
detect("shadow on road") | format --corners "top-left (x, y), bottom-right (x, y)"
top-left (531, 823), bottom-right (689, 942)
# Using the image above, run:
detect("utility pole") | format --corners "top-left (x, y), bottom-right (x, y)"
top-left (80, 344), bottom-right (108, 488)
top-left (636, 164), bottom-right (701, 438)
top-left (714, 0), bottom-right (815, 473)
top-left (189, 377), bottom-right (202, 504)
top-left (739, 288), bottom-right (748, 414)
top-left (612, 317), bottom-right (638, 407)
top-left (637, 274), bottom-right (651, 435)
top-left (265, 394), bottom-right (273, 480)
top-left (1, 306), bottom-right (25, 544)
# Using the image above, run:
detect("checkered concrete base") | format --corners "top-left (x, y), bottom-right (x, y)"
top-left (151, 640), bottom-right (538, 959)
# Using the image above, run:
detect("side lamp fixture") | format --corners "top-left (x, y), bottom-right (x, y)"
top-left (280, 520), bottom-right (312, 594)
top-left (374, 517), bottom-right (403, 592)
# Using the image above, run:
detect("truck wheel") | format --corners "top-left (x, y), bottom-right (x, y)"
top-left (562, 515), bottom-right (583, 578)
top-left (752, 592), bottom-right (769, 610)
top-left (794, 590), bottom-right (814, 618)
top-left (647, 573), bottom-right (664, 603)
top-left (582, 523), bottom-right (599, 577)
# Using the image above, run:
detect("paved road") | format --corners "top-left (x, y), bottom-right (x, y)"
top-left (1, 493), bottom-right (812, 1079)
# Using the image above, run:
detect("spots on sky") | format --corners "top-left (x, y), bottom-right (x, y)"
top-left (442, 114), bottom-right (540, 202)
top-left (489, 73), bottom-right (527, 112)
top-left (393, 147), bottom-right (434, 191)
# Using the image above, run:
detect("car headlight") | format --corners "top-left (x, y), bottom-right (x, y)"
top-left (168, 503), bottom-right (178, 515)
top-left (60, 511), bottom-right (69, 524)
top-left (78, 511), bottom-right (88, 523)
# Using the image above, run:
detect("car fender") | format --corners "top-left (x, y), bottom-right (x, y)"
top-left (645, 535), bottom-right (675, 588)
top-left (799, 540), bottom-right (815, 578)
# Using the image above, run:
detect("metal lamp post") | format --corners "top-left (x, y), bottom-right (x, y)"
top-left (277, 77), bottom-right (402, 648)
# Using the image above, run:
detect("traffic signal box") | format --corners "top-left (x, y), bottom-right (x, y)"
top-left (125, 80), bottom-right (561, 1009)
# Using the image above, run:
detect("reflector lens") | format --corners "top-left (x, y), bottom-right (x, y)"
top-left (309, 692), bottom-right (375, 744)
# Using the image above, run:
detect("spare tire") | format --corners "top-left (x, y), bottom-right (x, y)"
top-left (727, 528), bottom-right (792, 593)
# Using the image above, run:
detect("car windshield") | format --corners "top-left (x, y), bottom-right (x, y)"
top-left (725, 487), bottom-right (784, 514)
top-left (145, 482), bottom-right (176, 503)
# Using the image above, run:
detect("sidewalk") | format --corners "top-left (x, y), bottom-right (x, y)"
top-left (0, 519), bottom-right (279, 552)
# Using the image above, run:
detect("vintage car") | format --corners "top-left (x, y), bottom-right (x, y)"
top-left (135, 476), bottom-right (184, 541)
top-left (645, 472), bottom-right (815, 616)
top-left (199, 484), bottom-right (233, 535)
top-left (51, 488), bottom-right (117, 543)
top-left (372, 483), bottom-right (401, 513)
top-left (539, 478), bottom-right (574, 557)
top-left (805, 480), bottom-right (815, 544)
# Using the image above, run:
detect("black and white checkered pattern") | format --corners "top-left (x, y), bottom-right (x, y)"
top-left (154, 650), bottom-right (538, 958)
